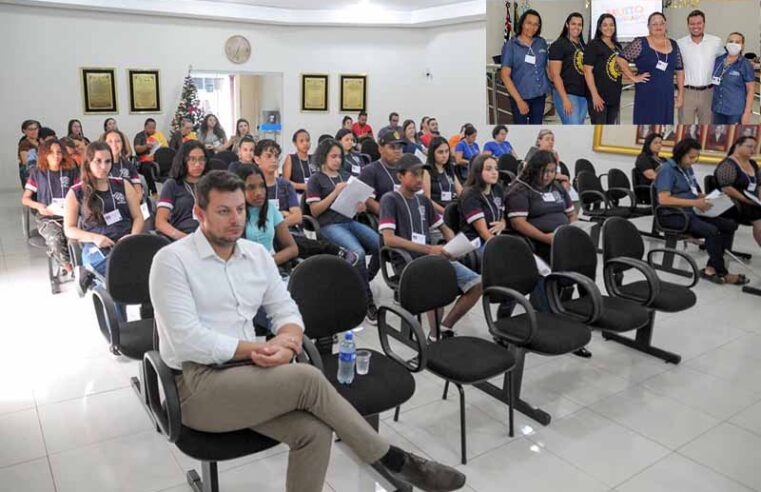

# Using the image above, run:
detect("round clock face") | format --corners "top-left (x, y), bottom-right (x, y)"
top-left (225, 35), bottom-right (251, 64)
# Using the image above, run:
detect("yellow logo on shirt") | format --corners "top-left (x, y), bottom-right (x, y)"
top-left (574, 49), bottom-right (584, 75)
top-left (606, 53), bottom-right (621, 81)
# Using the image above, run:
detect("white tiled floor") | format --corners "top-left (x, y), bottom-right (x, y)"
top-left (1, 189), bottom-right (760, 491)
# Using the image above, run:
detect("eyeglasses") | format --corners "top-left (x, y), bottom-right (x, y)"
top-left (188, 156), bottom-right (207, 163)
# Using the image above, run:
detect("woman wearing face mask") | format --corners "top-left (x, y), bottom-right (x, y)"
top-left (549, 13), bottom-right (588, 125)
top-left (711, 32), bottom-right (755, 125)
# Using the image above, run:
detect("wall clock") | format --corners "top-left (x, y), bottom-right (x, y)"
top-left (225, 35), bottom-right (251, 64)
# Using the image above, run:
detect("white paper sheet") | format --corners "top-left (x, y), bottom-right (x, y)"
top-left (694, 190), bottom-right (735, 218)
top-left (443, 233), bottom-right (480, 259)
top-left (534, 254), bottom-right (552, 277)
top-left (330, 177), bottom-right (375, 218)
top-left (46, 202), bottom-right (65, 217)
top-left (744, 190), bottom-right (761, 207)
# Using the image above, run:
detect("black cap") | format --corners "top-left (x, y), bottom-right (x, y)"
top-left (377, 130), bottom-right (404, 147)
top-left (396, 153), bottom-right (430, 173)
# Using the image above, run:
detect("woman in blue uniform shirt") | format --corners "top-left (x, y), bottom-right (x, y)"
top-left (711, 32), bottom-right (755, 125)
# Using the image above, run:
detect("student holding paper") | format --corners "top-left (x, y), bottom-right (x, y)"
top-left (307, 139), bottom-right (381, 323)
top-left (379, 154), bottom-right (482, 341)
top-left (715, 136), bottom-right (761, 247)
top-left (655, 138), bottom-right (746, 285)
top-left (21, 138), bottom-right (80, 273)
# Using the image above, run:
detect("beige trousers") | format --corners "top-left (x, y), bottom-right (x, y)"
top-left (177, 361), bottom-right (390, 492)
top-left (679, 88), bottom-right (714, 124)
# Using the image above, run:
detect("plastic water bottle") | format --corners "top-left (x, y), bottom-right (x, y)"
top-left (337, 332), bottom-right (356, 384)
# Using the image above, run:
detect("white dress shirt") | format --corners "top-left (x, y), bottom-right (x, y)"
top-left (149, 229), bottom-right (304, 370)
top-left (677, 34), bottom-right (724, 87)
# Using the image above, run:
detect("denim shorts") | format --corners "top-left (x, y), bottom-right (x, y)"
top-left (450, 261), bottom-right (480, 293)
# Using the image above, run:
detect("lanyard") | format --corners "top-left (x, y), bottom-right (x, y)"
top-left (676, 166), bottom-right (696, 190)
top-left (466, 143), bottom-right (477, 157)
top-left (297, 155), bottom-right (311, 179)
top-left (326, 172), bottom-right (344, 190)
top-left (516, 178), bottom-right (551, 196)
top-left (184, 181), bottom-right (197, 203)
top-left (439, 169), bottom-right (452, 193)
top-left (712, 57), bottom-right (736, 80)
top-left (379, 162), bottom-right (397, 189)
top-left (396, 191), bottom-right (424, 234)
top-left (47, 169), bottom-right (65, 199)
top-left (96, 180), bottom-right (117, 211)
top-left (482, 190), bottom-right (500, 222)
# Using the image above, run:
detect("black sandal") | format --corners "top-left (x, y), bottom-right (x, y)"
top-left (700, 269), bottom-right (725, 284)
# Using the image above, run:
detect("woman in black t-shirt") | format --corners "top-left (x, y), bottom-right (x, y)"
top-left (715, 136), bottom-right (761, 246)
top-left (424, 136), bottom-right (462, 215)
top-left (459, 154), bottom-right (506, 246)
top-left (633, 132), bottom-right (664, 204)
top-left (549, 13), bottom-right (588, 125)
top-left (583, 14), bottom-right (648, 124)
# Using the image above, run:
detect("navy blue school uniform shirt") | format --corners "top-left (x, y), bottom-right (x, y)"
top-left (267, 177), bottom-right (299, 212)
top-left (72, 177), bottom-right (133, 241)
top-left (711, 54), bottom-right (755, 116)
top-left (501, 36), bottom-right (551, 100)
top-left (429, 163), bottom-right (458, 207)
top-left (359, 160), bottom-right (400, 202)
top-left (342, 152), bottom-right (366, 180)
top-left (110, 157), bottom-right (141, 187)
top-left (459, 185), bottom-right (505, 241)
top-left (157, 178), bottom-right (199, 234)
top-left (25, 167), bottom-right (80, 207)
top-left (505, 179), bottom-right (574, 232)
top-left (288, 153), bottom-right (317, 186)
top-left (305, 171), bottom-right (352, 227)
top-left (378, 191), bottom-right (444, 258)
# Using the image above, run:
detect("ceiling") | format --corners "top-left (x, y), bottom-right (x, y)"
top-left (4, 0), bottom-right (484, 26)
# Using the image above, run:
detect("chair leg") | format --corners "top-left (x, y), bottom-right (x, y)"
top-left (186, 461), bottom-right (219, 492)
top-left (650, 235), bottom-right (692, 278)
top-left (601, 310), bottom-right (681, 364)
top-left (456, 384), bottom-right (467, 465)
top-left (442, 380), bottom-right (450, 400)
top-left (393, 406), bottom-right (401, 422)
top-left (506, 371), bottom-right (514, 438)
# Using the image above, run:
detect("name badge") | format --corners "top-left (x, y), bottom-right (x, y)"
top-left (192, 208), bottom-right (199, 221)
top-left (140, 202), bottom-right (151, 220)
top-left (470, 237), bottom-right (482, 248)
top-left (393, 184), bottom-right (401, 192)
top-left (712, 76), bottom-right (722, 86)
top-left (304, 177), bottom-right (310, 185)
top-left (411, 232), bottom-right (427, 245)
top-left (51, 197), bottom-right (65, 208)
top-left (441, 191), bottom-right (453, 202)
top-left (351, 164), bottom-right (361, 175)
top-left (656, 60), bottom-right (668, 71)
top-left (524, 54), bottom-right (536, 65)
top-left (689, 184), bottom-right (698, 195)
top-left (542, 192), bottom-right (556, 202)
top-left (269, 198), bottom-right (280, 210)
top-left (103, 209), bottom-right (122, 226)
top-left (416, 189), bottom-right (425, 195)
top-left (748, 181), bottom-right (757, 192)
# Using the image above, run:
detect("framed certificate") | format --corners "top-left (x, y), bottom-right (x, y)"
top-left (128, 69), bottom-right (161, 113)
top-left (301, 74), bottom-right (329, 112)
top-left (340, 74), bottom-right (367, 112)
top-left (80, 67), bottom-right (117, 114)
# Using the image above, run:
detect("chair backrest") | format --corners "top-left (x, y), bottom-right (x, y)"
top-left (704, 175), bottom-right (718, 194)
top-left (606, 168), bottom-right (631, 202)
top-left (154, 147), bottom-right (175, 174)
top-left (208, 158), bottom-right (228, 171)
top-left (398, 256), bottom-right (459, 316)
top-left (443, 202), bottom-right (461, 233)
top-left (497, 154), bottom-right (519, 175)
top-left (216, 150), bottom-right (238, 166)
top-left (576, 171), bottom-right (605, 207)
top-left (482, 235), bottom-right (539, 295)
top-left (551, 225), bottom-right (597, 280)
top-left (288, 255), bottom-right (368, 339)
top-left (574, 159), bottom-right (595, 178)
top-left (107, 233), bottom-right (170, 304)
top-left (360, 139), bottom-right (380, 162)
top-left (602, 217), bottom-right (645, 262)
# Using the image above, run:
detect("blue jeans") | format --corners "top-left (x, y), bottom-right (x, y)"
top-left (553, 91), bottom-right (588, 125)
top-left (320, 221), bottom-right (380, 300)
top-left (510, 95), bottom-right (546, 125)
top-left (712, 113), bottom-right (742, 124)
top-left (82, 243), bottom-right (127, 322)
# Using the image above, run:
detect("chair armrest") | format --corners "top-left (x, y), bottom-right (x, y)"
top-left (654, 205), bottom-right (690, 233)
top-left (297, 337), bottom-right (325, 371)
top-left (300, 215), bottom-right (321, 236)
top-left (482, 286), bottom-right (537, 345)
top-left (606, 187), bottom-right (638, 211)
top-left (379, 246), bottom-right (413, 289)
top-left (599, 173), bottom-right (609, 189)
top-left (22, 206), bottom-right (32, 239)
top-left (143, 350), bottom-right (182, 442)
top-left (377, 304), bottom-right (427, 372)
top-left (92, 284), bottom-right (122, 349)
top-left (647, 248), bottom-right (699, 288)
top-left (579, 189), bottom-right (611, 211)
top-left (603, 257), bottom-right (661, 306)
top-left (545, 271), bottom-right (603, 324)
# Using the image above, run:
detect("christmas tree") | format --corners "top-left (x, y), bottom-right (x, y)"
top-left (171, 73), bottom-right (205, 132)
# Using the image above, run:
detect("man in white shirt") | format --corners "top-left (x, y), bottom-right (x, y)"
top-left (149, 170), bottom-right (466, 492)
top-left (677, 9), bottom-right (725, 124)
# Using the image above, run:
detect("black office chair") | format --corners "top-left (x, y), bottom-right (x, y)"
top-left (142, 351), bottom-right (282, 492)
top-left (630, 168), bottom-right (654, 206)
top-left (479, 235), bottom-right (594, 426)
top-left (360, 139), bottom-right (380, 162)
top-left (215, 150), bottom-right (238, 167)
top-left (574, 159), bottom-right (606, 188)
top-left (576, 170), bottom-right (634, 249)
top-left (443, 201), bottom-right (480, 273)
top-left (551, 225), bottom-right (654, 353)
top-left (299, 193), bottom-right (324, 241)
top-left (497, 154), bottom-right (519, 186)
top-left (606, 168), bottom-right (652, 217)
top-left (207, 158), bottom-right (228, 171)
top-left (378, 235), bottom-right (413, 303)
top-left (22, 202), bottom-right (71, 294)
top-left (153, 147), bottom-right (175, 183)
top-left (360, 153), bottom-right (372, 165)
top-left (288, 255), bottom-right (416, 491)
top-left (602, 217), bottom-right (698, 364)
top-left (649, 186), bottom-right (702, 278)
top-left (380, 255), bottom-right (514, 464)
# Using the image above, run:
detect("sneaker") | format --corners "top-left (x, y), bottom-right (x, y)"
top-left (337, 248), bottom-right (360, 266)
top-left (366, 301), bottom-right (378, 325)
top-left (385, 450), bottom-right (466, 492)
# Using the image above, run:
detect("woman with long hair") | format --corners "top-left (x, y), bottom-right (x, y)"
top-left (67, 119), bottom-right (91, 145)
top-left (336, 128), bottom-right (364, 179)
top-left (424, 136), bottom-right (462, 215)
top-left (549, 12), bottom-right (588, 124)
top-left (102, 129), bottom-right (142, 200)
top-left (155, 141), bottom-right (208, 240)
top-left (282, 129), bottom-right (315, 193)
top-left (21, 139), bottom-right (80, 271)
top-left (715, 135), bottom-right (761, 246)
top-left (401, 119), bottom-right (422, 155)
top-left (18, 119), bottom-right (40, 187)
top-left (459, 154), bottom-right (506, 246)
top-left (228, 118), bottom-right (254, 153)
top-left (101, 118), bottom-right (133, 156)
top-left (197, 114), bottom-right (228, 153)
top-left (633, 132), bottom-right (664, 203)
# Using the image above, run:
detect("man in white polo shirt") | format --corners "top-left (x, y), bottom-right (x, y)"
top-left (677, 9), bottom-right (724, 124)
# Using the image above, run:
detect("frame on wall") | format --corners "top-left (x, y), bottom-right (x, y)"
top-left (593, 125), bottom-right (761, 164)
top-left (128, 69), bottom-right (161, 113)
top-left (340, 74), bottom-right (367, 112)
top-left (80, 67), bottom-right (118, 114)
top-left (300, 74), bottom-right (329, 112)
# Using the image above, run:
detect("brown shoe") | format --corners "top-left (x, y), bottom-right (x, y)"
top-left (387, 451), bottom-right (466, 492)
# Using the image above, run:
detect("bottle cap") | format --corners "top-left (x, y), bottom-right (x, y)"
top-left (344, 331), bottom-right (354, 340)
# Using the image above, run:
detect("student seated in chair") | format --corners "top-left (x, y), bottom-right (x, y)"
top-left (253, 138), bottom-right (358, 265)
top-left (379, 154), bottom-right (482, 341)
top-left (655, 138), bottom-right (747, 285)
top-left (103, 129), bottom-right (143, 201)
top-left (149, 170), bottom-right (466, 492)
top-left (459, 154), bottom-right (507, 250)
top-left (359, 132), bottom-right (404, 215)
top-left (156, 141), bottom-right (208, 241)
top-left (21, 138), bottom-right (80, 273)
top-left (336, 128), bottom-right (365, 179)
top-left (715, 135), bottom-right (761, 247)
top-left (227, 135), bottom-right (257, 175)
top-left (64, 142), bottom-right (144, 306)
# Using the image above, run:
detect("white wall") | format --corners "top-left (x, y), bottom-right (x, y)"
top-left (0, 3), bottom-right (485, 190)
